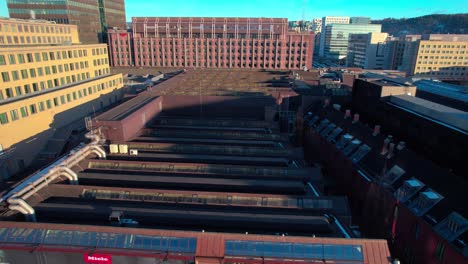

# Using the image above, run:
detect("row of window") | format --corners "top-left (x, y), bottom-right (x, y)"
top-left (0, 49), bottom-right (93, 66)
top-left (0, 78), bottom-right (121, 125)
top-left (417, 61), bottom-right (468, 65)
top-left (0, 68), bottom-right (111, 100)
top-left (134, 40), bottom-right (308, 47)
top-left (0, 22), bottom-right (72, 34)
top-left (0, 35), bottom-right (72, 45)
top-left (136, 55), bottom-right (307, 61)
top-left (419, 56), bottom-right (467, 60)
top-left (1, 61), bottom-right (97, 83)
top-left (420, 50), bottom-right (466, 54)
top-left (135, 61), bottom-right (305, 68)
top-left (421, 44), bottom-right (467, 49)
top-left (132, 48), bottom-right (307, 55)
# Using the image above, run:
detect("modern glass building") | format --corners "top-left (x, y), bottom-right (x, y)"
top-left (6, 0), bottom-right (126, 43)
top-left (323, 23), bottom-right (381, 62)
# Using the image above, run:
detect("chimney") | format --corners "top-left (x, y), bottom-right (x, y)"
top-left (344, 109), bottom-right (351, 119)
top-left (373, 125), bottom-right (381, 136)
top-left (396, 141), bottom-right (406, 151)
top-left (381, 136), bottom-right (392, 155)
top-left (387, 143), bottom-right (395, 159)
top-left (352, 113), bottom-right (360, 124)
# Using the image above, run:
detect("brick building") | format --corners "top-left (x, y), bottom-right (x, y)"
top-left (108, 17), bottom-right (314, 69)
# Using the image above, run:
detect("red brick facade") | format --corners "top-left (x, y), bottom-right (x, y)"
top-left (108, 17), bottom-right (314, 69)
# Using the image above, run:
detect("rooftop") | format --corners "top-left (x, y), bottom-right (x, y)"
top-left (414, 79), bottom-right (468, 104)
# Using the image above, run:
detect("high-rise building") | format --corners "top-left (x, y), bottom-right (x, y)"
top-left (318, 16), bottom-right (350, 57)
top-left (6, 0), bottom-right (126, 43)
top-left (108, 17), bottom-right (314, 70)
top-left (0, 18), bottom-right (124, 179)
top-left (347, 32), bottom-right (388, 69)
top-left (311, 18), bottom-right (322, 33)
top-left (322, 23), bottom-right (382, 61)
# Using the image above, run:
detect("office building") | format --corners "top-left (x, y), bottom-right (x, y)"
top-left (411, 35), bottom-right (468, 81)
top-left (311, 18), bottom-right (322, 33)
top-left (322, 23), bottom-right (382, 61)
top-left (0, 18), bottom-right (124, 179)
top-left (6, 0), bottom-right (126, 43)
top-left (0, 69), bottom-right (392, 263)
top-left (108, 17), bottom-right (314, 70)
top-left (318, 16), bottom-right (350, 57)
top-left (347, 32), bottom-right (388, 69)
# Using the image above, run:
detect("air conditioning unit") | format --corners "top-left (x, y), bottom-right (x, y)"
top-left (129, 149), bottom-right (138, 156)
top-left (109, 144), bottom-right (119, 154)
top-left (118, 144), bottom-right (128, 154)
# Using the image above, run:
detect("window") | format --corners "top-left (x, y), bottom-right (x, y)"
top-left (45, 66), bottom-right (51, 75)
top-left (10, 109), bottom-right (19, 121)
top-left (42, 52), bottom-right (48, 61)
top-left (0, 55), bottom-right (5, 65)
top-left (46, 100), bottom-right (52, 109)
top-left (53, 97), bottom-right (59, 106)
top-left (5, 88), bottom-right (13, 98)
top-left (8, 54), bottom-right (15, 64)
top-left (37, 68), bottom-right (44, 76)
top-left (17, 54), bottom-right (25, 63)
top-left (11, 71), bottom-right (19, 81)
top-left (60, 95), bottom-right (66, 104)
top-left (35, 53), bottom-right (41, 62)
top-left (1, 72), bottom-right (10, 82)
top-left (0, 90), bottom-right (3, 100)
top-left (29, 69), bottom-right (36, 78)
top-left (0, 112), bottom-right (8, 124)
top-left (15, 86), bottom-right (22, 96)
top-left (29, 104), bottom-right (37, 114)
top-left (38, 102), bottom-right (45, 112)
top-left (21, 70), bottom-right (28, 79)
top-left (20, 106), bottom-right (28, 117)
top-left (27, 53), bottom-right (33, 63)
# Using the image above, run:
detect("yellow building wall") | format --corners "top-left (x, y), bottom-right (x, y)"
top-left (0, 18), bottom-right (79, 45)
top-left (0, 74), bottom-right (123, 149)
top-left (413, 40), bottom-right (468, 79)
top-left (0, 45), bottom-right (110, 99)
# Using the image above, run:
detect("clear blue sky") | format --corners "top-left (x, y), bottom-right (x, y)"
top-left (0, 0), bottom-right (467, 21)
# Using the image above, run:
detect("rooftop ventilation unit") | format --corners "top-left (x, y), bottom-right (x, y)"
top-left (383, 165), bottom-right (406, 185)
top-left (434, 212), bottom-right (468, 243)
top-left (394, 178), bottom-right (425, 203)
top-left (343, 139), bottom-right (361, 156)
top-left (350, 144), bottom-right (371, 163)
top-left (129, 149), bottom-right (138, 156)
top-left (336, 134), bottom-right (353, 150)
top-left (327, 127), bottom-right (343, 143)
top-left (308, 116), bottom-right (320, 127)
top-left (408, 189), bottom-right (444, 216)
top-left (316, 119), bottom-right (330, 133)
top-left (320, 123), bottom-right (336, 137)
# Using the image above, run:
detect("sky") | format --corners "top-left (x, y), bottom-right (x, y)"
top-left (0, 0), bottom-right (467, 21)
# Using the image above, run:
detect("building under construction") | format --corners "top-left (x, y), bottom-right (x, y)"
top-left (0, 69), bottom-right (391, 263)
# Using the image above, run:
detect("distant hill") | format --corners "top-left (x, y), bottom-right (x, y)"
top-left (372, 14), bottom-right (468, 36)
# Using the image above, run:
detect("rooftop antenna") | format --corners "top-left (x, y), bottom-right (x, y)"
top-left (302, 0), bottom-right (307, 30)
top-left (29, 10), bottom-right (36, 20)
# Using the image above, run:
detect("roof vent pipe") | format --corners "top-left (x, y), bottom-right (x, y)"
top-left (381, 137), bottom-right (391, 155)
top-left (373, 125), bottom-right (381, 136)
top-left (344, 109), bottom-right (351, 119)
top-left (324, 99), bottom-right (330, 107)
top-left (396, 141), bottom-right (406, 151)
top-left (387, 143), bottom-right (395, 159)
top-left (352, 113), bottom-right (359, 124)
